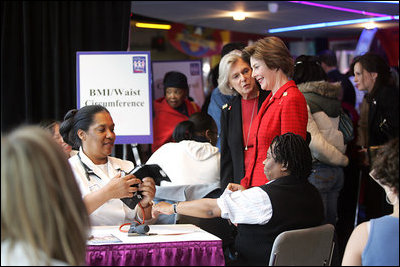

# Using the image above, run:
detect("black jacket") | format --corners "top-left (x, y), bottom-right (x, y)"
top-left (235, 175), bottom-right (324, 265)
top-left (327, 69), bottom-right (356, 107)
top-left (219, 89), bottom-right (270, 190)
top-left (367, 85), bottom-right (399, 146)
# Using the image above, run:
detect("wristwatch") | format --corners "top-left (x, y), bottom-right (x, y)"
top-left (173, 202), bottom-right (179, 214)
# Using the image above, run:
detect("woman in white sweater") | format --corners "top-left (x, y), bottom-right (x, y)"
top-left (293, 55), bottom-right (349, 226)
top-left (147, 112), bottom-right (220, 186)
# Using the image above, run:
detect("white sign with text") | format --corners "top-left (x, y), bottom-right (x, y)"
top-left (77, 51), bottom-right (153, 144)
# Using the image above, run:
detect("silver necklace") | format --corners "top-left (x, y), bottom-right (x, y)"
top-left (244, 96), bottom-right (258, 151)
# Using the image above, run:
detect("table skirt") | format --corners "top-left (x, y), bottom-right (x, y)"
top-left (86, 240), bottom-right (225, 266)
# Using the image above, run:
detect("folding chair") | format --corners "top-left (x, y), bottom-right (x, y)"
top-left (269, 224), bottom-right (335, 266)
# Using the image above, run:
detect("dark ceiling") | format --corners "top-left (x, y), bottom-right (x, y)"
top-left (131, 1), bottom-right (399, 39)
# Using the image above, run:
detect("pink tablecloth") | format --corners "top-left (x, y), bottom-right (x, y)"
top-left (86, 240), bottom-right (225, 266)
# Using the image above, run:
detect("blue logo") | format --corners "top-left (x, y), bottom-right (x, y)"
top-left (190, 63), bottom-right (200, 75)
top-left (133, 56), bottom-right (146, 73)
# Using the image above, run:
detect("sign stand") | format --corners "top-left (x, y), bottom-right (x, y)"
top-left (131, 143), bottom-right (142, 166)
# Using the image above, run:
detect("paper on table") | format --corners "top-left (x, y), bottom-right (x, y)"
top-left (148, 224), bottom-right (203, 235)
top-left (87, 233), bottom-right (122, 245)
top-left (88, 224), bottom-right (221, 245)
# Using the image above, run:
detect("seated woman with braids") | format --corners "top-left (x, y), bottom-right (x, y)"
top-left (152, 132), bottom-right (324, 266)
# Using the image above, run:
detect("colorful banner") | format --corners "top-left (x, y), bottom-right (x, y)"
top-left (167, 23), bottom-right (224, 57)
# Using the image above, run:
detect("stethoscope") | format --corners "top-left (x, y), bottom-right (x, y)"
top-left (77, 153), bottom-right (102, 182)
top-left (77, 152), bottom-right (131, 182)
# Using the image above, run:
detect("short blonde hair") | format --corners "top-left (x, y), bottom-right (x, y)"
top-left (218, 50), bottom-right (243, 96)
top-left (243, 36), bottom-right (294, 78)
top-left (1, 126), bottom-right (90, 265)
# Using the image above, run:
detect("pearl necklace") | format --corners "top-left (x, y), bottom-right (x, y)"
top-left (244, 96), bottom-right (258, 151)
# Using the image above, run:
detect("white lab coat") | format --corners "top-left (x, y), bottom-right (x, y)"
top-left (69, 147), bottom-right (138, 226)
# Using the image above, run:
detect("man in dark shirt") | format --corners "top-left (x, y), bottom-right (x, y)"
top-left (319, 50), bottom-right (356, 108)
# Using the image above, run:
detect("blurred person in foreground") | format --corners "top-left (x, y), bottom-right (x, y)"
top-left (240, 36), bottom-right (308, 188)
top-left (342, 137), bottom-right (399, 266)
top-left (60, 105), bottom-right (156, 226)
top-left (1, 126), bottom-right (90, 265)
top-left (152, 133), bottom-right (324, 266)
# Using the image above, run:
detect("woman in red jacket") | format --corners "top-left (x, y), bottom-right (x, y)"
top-left (152, 71), bottom-right (200, 153)
top-left (240, 36), bottom-right (308, 188)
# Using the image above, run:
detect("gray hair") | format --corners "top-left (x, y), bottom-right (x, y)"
top-left (218, 50), bottom-right (243, 96)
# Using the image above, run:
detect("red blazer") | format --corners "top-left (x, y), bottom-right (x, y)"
top-left (240, 80), bottom-right (308, 188)
top-left (152, 97), bottom-right (200, 153)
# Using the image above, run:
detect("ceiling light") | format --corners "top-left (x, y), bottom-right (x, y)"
top-left (231, 11), bottom-right (246, 21)
top-left (364, 22), bottom-right (377, 29)
top-left (268, 16), bottom-right (399, 33)
top-left (268, 3), bottom-right (279, 13)
top-left (135, 22), bottom-right (171, 30)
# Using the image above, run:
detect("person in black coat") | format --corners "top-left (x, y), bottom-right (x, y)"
top-left (218, 50), bottom-right (270, 190)
top-left (352, 52), bottom-right (399, 220)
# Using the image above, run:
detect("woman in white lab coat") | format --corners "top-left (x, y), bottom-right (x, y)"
top-left (60, 105), bottom-right (156, 226)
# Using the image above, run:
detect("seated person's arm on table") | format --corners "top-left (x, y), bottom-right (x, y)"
top-left (153, 183), bottom-right (272, 225)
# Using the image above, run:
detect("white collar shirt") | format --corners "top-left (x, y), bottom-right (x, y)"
top-left (216, 179), bottom-right (276, 225)
top-left (69, 147), bottom-right (137, 226)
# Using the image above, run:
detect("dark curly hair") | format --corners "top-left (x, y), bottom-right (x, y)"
top-left (372, 138), bottom-right (399, 194)
top-left (270, 132), bottom-right (312, 180)
top-left (293, 55), bottom-right (328, 85)
top-left (172, 112), bottom-right (217, 143)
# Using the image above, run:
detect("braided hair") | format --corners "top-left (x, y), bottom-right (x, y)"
top-left (270, 132), bottom-right (312, 180)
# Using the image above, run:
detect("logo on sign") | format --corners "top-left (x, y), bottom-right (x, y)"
top-left (190, 63), bottom-right (200, 75)
top-left (133, 57), bottom-right (146, 73)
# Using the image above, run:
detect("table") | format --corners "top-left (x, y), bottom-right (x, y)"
top-left (86, 224), bottom-right (225, 266)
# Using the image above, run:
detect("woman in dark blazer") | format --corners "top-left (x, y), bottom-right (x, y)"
top-left (219, 50), bottom-right (270, 190)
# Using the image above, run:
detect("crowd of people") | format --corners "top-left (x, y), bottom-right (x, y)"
top-left (1, 36), bottom-right (398, 266)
